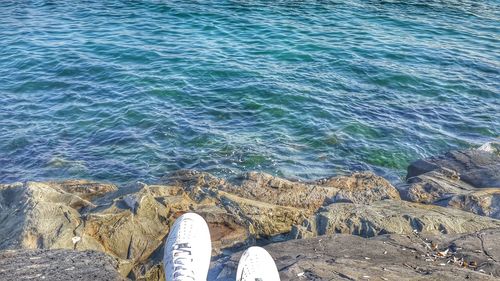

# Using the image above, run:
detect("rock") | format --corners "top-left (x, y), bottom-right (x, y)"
top-left (162, 170), bottom-right (400, 239)
top-left (169, 170), bottom-right (400, 211)
top-left (163, 170), bottom-right (227, 194)
top-left (478, 141), bottom-right (500, 156)
top-left (0, 176), bottom-right (308, 280)
top-left (442, 228), bottom-right (500, 277)
top-left (48, 180), bottom-right (118, 201)
top-left (80, 186), bottom-right (173, 275)
top-left (0, 182), bottom-right (171, 278)
top-left (316, 171), bottom-right (401, 204)
top-left (405, 175), bottom-right (500, 219)
top-left (407, 149), bottom-right (500, 188)
top-left (0, 249), bottom-right (125, 281)
top-left (0, 181), bottom-right (91, 250)
top-left (224, 171), bottom-right (337, 210)
top-left (444, 189), bottom-right (500, 219)
top-left (211, 228), bottom-right (500, 280)
top-left (405, 147), bottom-right (500, 219)
top-left (194, 205), bottom-right (249, 251)
top-left (299, 200), bottom-right (500, 238)
top-left (218, 191), bottom-right (305, 238)
top-left (0, 168), bottom-right (496, 281)
top-left (404, 169), bottom-right (474, 203)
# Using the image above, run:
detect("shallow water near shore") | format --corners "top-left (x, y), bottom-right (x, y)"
top-left (0, 0), bottom-right (499, 185)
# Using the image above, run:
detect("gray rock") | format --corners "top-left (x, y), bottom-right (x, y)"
top-left (404, 169), bottom-right (474, 203)
top-left (407, 149), bottom-right (500, 188)
top-left (298, 200), bottom-right (500, 238)
top-left (404, 147), bottom-right (500, 219)
top-left (443, 189), bottom-right (500, 219)
top-left (0, 249), bottom-right (125, 281)
top-left (211, 228), bottom-right (500, 280)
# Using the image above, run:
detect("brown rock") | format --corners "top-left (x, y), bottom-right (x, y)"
top-left (49, 180), bottom-right (118, 201)
top-left (169, 170), bottom-right (401, 210)
top-left (218, 191), bottom-right (306, 238)
top-left (316, 171), bottom-right (401, 204)
top-left (0, 182), bottom-right (87, 250)
top-left (224, 172), bottom-right (337, 210)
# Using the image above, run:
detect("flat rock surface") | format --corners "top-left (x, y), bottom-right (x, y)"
top-left (0, 249), bottom-right (125, 281)
top-left (211, 228), bottom-right (500, 281)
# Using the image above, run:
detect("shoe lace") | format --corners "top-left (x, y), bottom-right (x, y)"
top-left (172, 243), bottom-right (195, 281)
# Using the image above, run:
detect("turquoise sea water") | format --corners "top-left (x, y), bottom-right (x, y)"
top-left (1, 0), bottom-right (499, 185)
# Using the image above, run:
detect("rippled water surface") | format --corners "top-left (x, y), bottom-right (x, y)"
top-left (1, 0), bottom-right (499, 185)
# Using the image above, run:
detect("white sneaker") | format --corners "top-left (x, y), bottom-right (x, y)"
top-left (163, 213), bottom-right (212, 281)
top-left (236, 246), bottom-right (281, 281)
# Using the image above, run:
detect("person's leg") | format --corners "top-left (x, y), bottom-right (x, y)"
top-left (236, 246), bottom-right (280, 281)
top-left (163, 213), bottom-right (212, 281)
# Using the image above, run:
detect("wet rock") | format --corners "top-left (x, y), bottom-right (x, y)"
top-left (298, 200), bottom-right (500, 238)
top-left (163, 170), bottom-right (227, 194)
top-left (212, 228), bottom-right (500, 280)
top-left (0, 249), bottom-right (125, 281)
top-left (478, 141), bottom-right (500, 156)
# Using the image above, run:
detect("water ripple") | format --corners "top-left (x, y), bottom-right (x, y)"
top-left (0, 0), bottom-right (498, 185)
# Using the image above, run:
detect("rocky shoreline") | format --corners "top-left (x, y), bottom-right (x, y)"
top-left (0, 143), bottom-right (498, 280)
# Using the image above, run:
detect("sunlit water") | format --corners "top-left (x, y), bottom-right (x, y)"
top-left (1, 0), bottom-right (499, 186)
